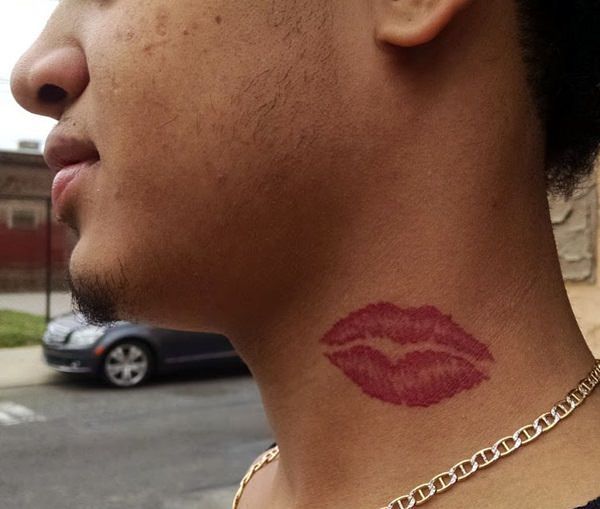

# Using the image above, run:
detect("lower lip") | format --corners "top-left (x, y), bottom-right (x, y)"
top-left (51, 160), bottom-right (98, 217)
top-left (325, 346), bottom-right (489, 407)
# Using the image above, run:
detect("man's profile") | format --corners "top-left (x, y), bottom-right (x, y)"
top-left (10, 0), bottom-right (600, 508)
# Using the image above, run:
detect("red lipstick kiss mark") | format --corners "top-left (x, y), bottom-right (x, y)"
top-left (320, 302), bottom-right (494, 407)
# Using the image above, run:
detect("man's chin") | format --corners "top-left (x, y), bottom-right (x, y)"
top-left (66, 267), bottom-right (123, 326)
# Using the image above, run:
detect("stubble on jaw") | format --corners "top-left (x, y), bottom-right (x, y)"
top-left (65, 258), bottom-right (129, 326)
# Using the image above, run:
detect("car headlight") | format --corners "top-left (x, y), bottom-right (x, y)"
top-left (67, 326), bottom-right (106, 348)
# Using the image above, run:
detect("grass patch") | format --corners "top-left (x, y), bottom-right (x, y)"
top-left (0, 310), bottom-right (46, 348)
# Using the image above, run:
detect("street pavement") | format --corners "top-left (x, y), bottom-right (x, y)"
top-left (0, 292), bottom-right (274, 508)
top-left (0, 368), bottom-right (273, 509)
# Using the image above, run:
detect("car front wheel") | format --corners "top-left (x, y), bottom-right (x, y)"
top-left (102, 341), bottom-right (153, 388)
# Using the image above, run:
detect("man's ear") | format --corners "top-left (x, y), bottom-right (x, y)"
top-left (374, 0), bottom-right (473, 47)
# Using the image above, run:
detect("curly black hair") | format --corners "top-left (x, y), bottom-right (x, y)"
top-left (516, 0), bottom-right (600, 196)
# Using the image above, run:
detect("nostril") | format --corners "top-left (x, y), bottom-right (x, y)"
top-left (38, 84), bottom-right (67, 104)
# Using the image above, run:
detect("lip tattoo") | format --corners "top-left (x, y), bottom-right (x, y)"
top-left (320, 302), bottom-right (495, 407)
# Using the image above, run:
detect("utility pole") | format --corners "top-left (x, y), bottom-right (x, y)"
top-left (45, 198), bottom-right (52, 323)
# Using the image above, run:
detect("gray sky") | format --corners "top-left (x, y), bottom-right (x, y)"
top-left (0, 1), bottom-right (58, 152)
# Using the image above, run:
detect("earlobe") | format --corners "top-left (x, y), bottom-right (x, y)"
top-left (374, 0), bottom-right (473, 48)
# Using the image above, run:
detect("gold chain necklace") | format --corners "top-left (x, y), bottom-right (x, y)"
top-left (232, 359), bottom-right (600, 509)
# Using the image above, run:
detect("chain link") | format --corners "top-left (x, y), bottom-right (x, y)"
top-left (231, 446), bottom-right (280, 509)
top-left (232, 359), bottom-right (600, 509)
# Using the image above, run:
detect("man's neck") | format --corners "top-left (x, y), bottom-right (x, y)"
top-left (231, 164), bottom-right (599, 508)
top-left (227, 70), bottom-right (599, 509)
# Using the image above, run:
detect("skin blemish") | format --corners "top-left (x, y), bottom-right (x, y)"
top-left (115, 28), bottom-right (136, 42)
top-left (320, 302), bottom-right (495, 407)
top-left (143, 39), bottom-right (171, 55)
top-left (155, 9), bottom-right (170, 36)
top-left (215, 15), bottom-right (223, 24)
top-left (110, 71), bottom-right (120, 93)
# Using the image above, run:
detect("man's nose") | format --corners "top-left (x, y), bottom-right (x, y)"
top-left (10, 42), bottom-right (89, 121)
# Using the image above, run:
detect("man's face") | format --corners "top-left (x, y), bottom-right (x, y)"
top-left (12, 1), bottom-right (368, 332)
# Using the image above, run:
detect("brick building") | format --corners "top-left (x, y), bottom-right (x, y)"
top-left (553, 172), bottom-right (600, 354)
top-left (0, 150), bottom-right (73, 291)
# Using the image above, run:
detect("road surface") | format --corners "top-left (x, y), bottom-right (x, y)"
top-left (0, 368), bottom-right (272, 509)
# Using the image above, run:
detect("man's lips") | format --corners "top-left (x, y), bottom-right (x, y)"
top-left (320, 302), bottom-right (495, 407)
top-left (44, 129), bottom-right (100, 222)
top-left (51, 160), bottom-right (99, 219)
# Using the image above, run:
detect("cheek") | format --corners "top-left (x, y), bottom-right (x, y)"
top-left (74, 2), bottom-right (347, 283)
top-left (81, 23), bottom-right (240, 236)
top-left (85, 66), bottom-right (255, 239)
top-left (65, 5), bottom-right (356, 328)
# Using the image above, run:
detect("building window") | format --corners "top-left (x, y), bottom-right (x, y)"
top-left (9, 209), bottom-right (38, 230)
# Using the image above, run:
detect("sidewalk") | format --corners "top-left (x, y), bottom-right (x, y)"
top-left (0, 345), bottom-right (61, 389)
top-left (0, 292), bottom-right (72, 389)
top-left (0, 291), bottom-right (73, 316)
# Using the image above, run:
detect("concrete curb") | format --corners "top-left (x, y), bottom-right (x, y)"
top-left (0, 345), bottom-right (61, 389)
